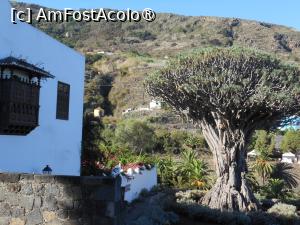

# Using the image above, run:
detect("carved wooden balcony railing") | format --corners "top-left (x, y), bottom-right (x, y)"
top-left (0, 57), bottom-right (54, 135)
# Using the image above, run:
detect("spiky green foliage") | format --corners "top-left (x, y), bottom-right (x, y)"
top-left (146, 47), bottom-right (300, 132)
top-left (271, 163), bottom-right (299, 189)
top-left (156, 150), bottom-right (210, 189)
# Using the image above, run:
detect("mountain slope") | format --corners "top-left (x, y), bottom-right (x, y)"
top-left (13, 2), bottom-right (300, 115)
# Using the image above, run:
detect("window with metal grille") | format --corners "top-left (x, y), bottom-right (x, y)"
top-left (56, 81), bottom-right (70, 120)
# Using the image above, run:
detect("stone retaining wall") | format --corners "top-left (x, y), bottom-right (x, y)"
top-left (0, 173), bottom-right (121, 225)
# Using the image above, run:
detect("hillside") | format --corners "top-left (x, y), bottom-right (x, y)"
top-left (13, 2), bottom-right (300, 116)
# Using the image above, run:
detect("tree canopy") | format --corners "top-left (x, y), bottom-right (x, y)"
top-left (146, 47), bottom-right (300, 135)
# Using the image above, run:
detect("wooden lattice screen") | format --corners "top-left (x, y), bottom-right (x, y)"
top-left (0, 57), bottom-right (54, 135)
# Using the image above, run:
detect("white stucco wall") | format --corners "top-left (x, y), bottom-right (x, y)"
top-left (0, 1), bottom-right (85, 175)
top-left (121, 167), bottom-right (157, 203)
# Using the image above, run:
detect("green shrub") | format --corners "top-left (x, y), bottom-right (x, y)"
top-left (184, 133), bottom-right (208, 151)
top-left (261, 178), bottom-right (290, 200)
top-left (170, 202), bottom-right (251, 225)
top-left (156, 150), bottom-right (210, 189)
top-left (177, 149), bottom-right (210, 189)
top-left (156, 157), bottom-right (176, 186)
top-left (115, 119), bottom-right (156, 153)
top-left (86, 53), bottom-right (104, 64)
top-left (131, 30), bottom-right (157, 41)
top-left (254, 130), bottom-right (275, 157)
top-left (281, 130), bottom-right (300, 153)
top-left (175, 190), bottom-right (204, 204)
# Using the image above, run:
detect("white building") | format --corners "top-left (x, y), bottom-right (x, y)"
top-left (247, 150), bottom-right (259, 160)
top-left (121, 165), bottom-right (157, 203)
top-left (93, 107), bottom-right (104, 118)
top-left (149, 99), bottom-right (162, 110)
top-left (281, 152), bottom-right (296, 164)
top-left (0, 1), bottom-right (85, 175)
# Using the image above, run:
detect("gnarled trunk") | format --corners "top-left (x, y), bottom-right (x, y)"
top-left (200, 120), bottom-right (259, 212)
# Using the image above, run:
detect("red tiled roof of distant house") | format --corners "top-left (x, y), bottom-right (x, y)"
top-left (122, 163), bottom-right (144, 172)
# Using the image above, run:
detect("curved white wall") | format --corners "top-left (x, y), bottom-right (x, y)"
top-left (0, 1), bottom-right (85, 175)
top-left (121, 168), bottom-right (157, 203)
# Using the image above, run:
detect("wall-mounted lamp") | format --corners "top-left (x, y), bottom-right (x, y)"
top-left (42, 165), bottom-right (52, 175)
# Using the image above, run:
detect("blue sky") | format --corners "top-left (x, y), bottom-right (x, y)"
top-left (15, 0), bottom-right (300, 30)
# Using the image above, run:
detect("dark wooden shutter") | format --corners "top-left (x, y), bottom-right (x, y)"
top-left (56, 81), bottom-right (70, 120)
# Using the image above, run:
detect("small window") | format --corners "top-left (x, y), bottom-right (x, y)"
top-left (56, 81), bottom-right (70, 120)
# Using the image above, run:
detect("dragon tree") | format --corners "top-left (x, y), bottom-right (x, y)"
top-left (145, 47), bottom-right (300, 212)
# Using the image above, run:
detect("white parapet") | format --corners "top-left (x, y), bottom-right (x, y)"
top-left (121, 166), bottom-right (157, 203)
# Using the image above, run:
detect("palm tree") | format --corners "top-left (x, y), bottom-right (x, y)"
top-left (251, 156), bottom-right (273, 185)
top-left (270, 163), bottom-right (299, 189)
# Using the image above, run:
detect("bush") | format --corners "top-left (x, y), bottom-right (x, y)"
top-left (132, 30), bottom-right (156, 41)
top-left (115, 119), bottom-right (156, 153)
top-left (268, 203), bottom-right (297, 218)
top-left (156, 156), bottom-right (177, 186)
top-left (184, 133), bottom-right (208, 151)
top-left (281, 130), bottom-right (300, 153)
top-left (261, 178), bottom-right (291, 200)
top-left (170, 202), bottom-right (251, 225)
top-left (171, 200), bottom-right (300, 225)
top-left (86, 53), bottom-right (103, 64)
top-left (254, 130), bottom-right (275, 156)
top-left (175, 190), bottom-right (204, 204)
top-left (154, 129), bottom-right (187, 154)
top-left (156, 150), bottom-right (210, 189)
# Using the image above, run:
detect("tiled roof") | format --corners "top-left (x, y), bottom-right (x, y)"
top-left (0, 57), bottom-right (54, 78)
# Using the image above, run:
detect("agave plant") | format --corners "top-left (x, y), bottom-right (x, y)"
top-left (177, 149), bottom-right (210, 189)
top-left (156, 157), bottom-right (176, 186)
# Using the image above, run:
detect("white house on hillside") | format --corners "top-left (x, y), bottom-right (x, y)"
top-left (0, 1), bottom-right (85, 175)
top-left (281, 152), bottom-right (296, 164)
top-left (149, 99), bottom-right (162, 110)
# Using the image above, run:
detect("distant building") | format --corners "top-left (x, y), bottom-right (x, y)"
top-left (247, 150), bottom-right (259, 160)
top-left (93, 107), bottom-right (104, 118)
top-left (149, 99), bottom-right (162, 110)
top-left (281, 152), bottom-right (296, 164)
top-left (137, 107), bottom-right (151, 112)
top-left (122, 108), bottom-right (133, 115)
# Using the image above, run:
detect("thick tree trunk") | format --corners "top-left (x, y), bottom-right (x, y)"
top-left (200, 120), bottom-right (259, 212)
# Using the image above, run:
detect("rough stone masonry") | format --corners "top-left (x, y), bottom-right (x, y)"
top-left (0, 173), bottom-right (122, 225)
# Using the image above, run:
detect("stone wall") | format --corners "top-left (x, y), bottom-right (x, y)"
top-left (0, 173), bottom-right (121, 225)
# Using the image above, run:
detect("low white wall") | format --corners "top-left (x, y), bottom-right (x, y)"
top-left (121, 167), bottom-right (157, 203)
